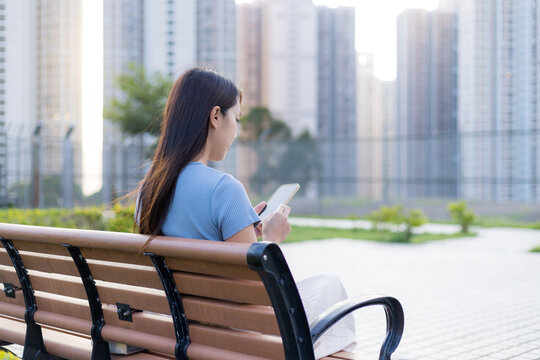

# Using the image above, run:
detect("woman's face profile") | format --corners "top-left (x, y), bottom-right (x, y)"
top-left (209, 99), bottom-right (241, 161)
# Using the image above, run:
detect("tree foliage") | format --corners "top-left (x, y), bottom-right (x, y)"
top-left (241, 107), bottom-right (321, 193)
top-left (239, 106), bottom-right (291, 141)
top-left (103, 63), bottom-right (173, 135)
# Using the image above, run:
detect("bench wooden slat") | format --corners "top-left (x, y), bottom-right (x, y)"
top-left (0, 224), bottom-right (251, 265)
top-left (183, 296), bottom-right (280, 335)
top-left (0, 249), bottom-right (10, 266)
top-left (19, 251), bottom-right (80, 277)
top-left (166, 257), bottom-right (260, 280)
top-left (0, 315), bottom-right (92, 360)
top-left (187, 343), bottom-right (272, 360)
top-left (81, 248), bottom-right (154, 267)
top-left (189, 323), bottom-right (285, 360)
top-left (324, 351), bottom-right (371, 360)
top-left (101, 324), bottom-right (176, 356)
top-left (13, 250), bottom-right (163, 290)
top-left (173, 272), bottom-right (271, 305)
top-left (0, 300), bottom-right (25, 319)
top-left (111, 353), bottom-right (173, 360)
top-left (35, 293), bottom-right (176, 340)
top-left (11, 240), bottom-right (69, 257)
top-left (0, 264), bottom-right (19, 285)
top-left (4, 268), bottom-right (169, 315)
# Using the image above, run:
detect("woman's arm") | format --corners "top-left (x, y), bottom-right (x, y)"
top-left (226, 224), bottom-right (258, 243)
top-left (226, 204), bottom-right (291, 244)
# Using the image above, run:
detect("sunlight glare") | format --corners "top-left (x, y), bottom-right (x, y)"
top-left (81, 0), bottom-right (103, 196)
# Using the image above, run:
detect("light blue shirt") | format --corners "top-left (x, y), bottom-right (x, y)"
top-left (161, 162), bottom-right (260, 241)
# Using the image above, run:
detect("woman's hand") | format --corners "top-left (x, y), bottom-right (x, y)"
top-left (261, 204), bottom-right (291, 244)
top-left (253, 201), bottom-right (266, 237)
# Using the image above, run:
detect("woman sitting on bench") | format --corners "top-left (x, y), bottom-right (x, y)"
top-left (134, 68), bottom-right (356, 359)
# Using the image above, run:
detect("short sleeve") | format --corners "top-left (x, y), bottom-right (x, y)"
top-left (211, 175), bottom-right (260, 240)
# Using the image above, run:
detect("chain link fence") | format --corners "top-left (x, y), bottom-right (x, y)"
top-left (2, 131), bottom-right (540, 221)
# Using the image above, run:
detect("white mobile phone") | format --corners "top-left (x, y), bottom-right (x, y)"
top-left (258, 183), bottom-right (300, 221)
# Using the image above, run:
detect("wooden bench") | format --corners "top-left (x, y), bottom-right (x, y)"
top-left (0, 223), bottom-right (404, 360)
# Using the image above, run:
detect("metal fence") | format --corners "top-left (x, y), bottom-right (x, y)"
top-left (2, 130), bottom-right (540, 221)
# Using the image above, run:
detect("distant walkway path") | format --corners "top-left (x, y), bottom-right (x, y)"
top-left (290, 216), bottom-right (463, 234)
top-left (282, 226), bottom-right (540, 359)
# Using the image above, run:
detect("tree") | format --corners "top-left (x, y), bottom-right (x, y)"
top-left (240, 107), bottom-right (321, 194)
top-left (448, 200), bottom-right (476, 233)
top-left (239, 106), bottom-right (291, 141)
top-left (274, 130), bottom-right (322, 188)
top-left (103, 63), bottom-right (173, 135)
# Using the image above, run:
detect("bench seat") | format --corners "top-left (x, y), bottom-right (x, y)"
top-left (0, 223), bottom-right (404, 359)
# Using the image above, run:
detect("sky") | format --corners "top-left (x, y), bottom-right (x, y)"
top-left (82, 0), bottom-right (103, 195)
top-left (81, 0), bottom-right (439, 195)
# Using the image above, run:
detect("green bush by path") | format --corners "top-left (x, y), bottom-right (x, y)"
top-left (448, 201), bottom-right (477, 233)
top-left (368, 205), bottom-right (428, 242)
top-left (0, 207), bottom-right (136, 233)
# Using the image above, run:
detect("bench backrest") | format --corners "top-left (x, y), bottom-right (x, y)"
top-left (0, 223), bottom-right (315, 360)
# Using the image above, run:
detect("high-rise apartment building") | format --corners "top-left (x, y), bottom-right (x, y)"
top-left (143, 0), bottom-right (196, 77)
top-left (396, 8), bottom-right (457, 199)
top-left (458, 0), bottom-right (538, 202)
top-left (317, 5), bottom-right (356, 197)
top-left (197, 0), bottom-right (237, 81)
top-left (0, 0), bottom-right (6, 204)
top-left (261, 0), bottom-right (318, 136)
top-left (4, 0), bottom-right (83, 206)
top-left (35, 0), bottom-right (83, 183)
top-left (381, 81), bottom-right (397, 201)
top-left (4, 0), bottom-right (36, 207)
top-left (356, 53), bottom-right (383, 200)
top-left (102, 0), bottom-right (145, 203)
top-left (237, 0), bottom-right (263, 110)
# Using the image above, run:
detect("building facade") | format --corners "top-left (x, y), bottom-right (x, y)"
top-left (261, 0), bottom-right (318, 136)
top-left (3, 0), bottom-right (83, 207)
top-left (396, 8), bottom-right (457, 199)
top-left (4, 0), bottom-right (36, 207)
top-left (317, 6), bottom-right (357, 197)
top-left (102, 0), bottom-right (145, 203)
top-left (0, 0), bottom-right (6, 204)
top-left (458, 0), bottom-right (539, 202)
top-left (35, 0), bottom-right (83, 183)
top-left (356, 53), bottom-right (383, 200)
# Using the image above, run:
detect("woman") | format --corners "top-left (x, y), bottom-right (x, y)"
top-left (135, 68), bottom-right (355, 359)
top-left (135, 68), bottom-right (290, 244)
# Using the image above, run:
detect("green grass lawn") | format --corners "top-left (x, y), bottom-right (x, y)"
top-left (291, 214), bottom-right (540, 230)
top-left (283, 225), bottom-right (476, 244)
top-left (531, 246), bottom-right (540, 253)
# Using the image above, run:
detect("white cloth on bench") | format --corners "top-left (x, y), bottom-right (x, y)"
top-left (297, 274), bottom-right (357, 359)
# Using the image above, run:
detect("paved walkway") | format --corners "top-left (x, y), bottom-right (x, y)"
top-left (282, 222), bottom-right (540, 359)
top-left (4, 221), bottom-right (539, 359)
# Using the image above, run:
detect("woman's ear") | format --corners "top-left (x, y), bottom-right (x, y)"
top-left (209, 106), bottom-right (221, 129)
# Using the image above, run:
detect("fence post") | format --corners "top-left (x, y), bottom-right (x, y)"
top-left (31, 124), bottom-right (42, 208)
top-left (62, 126), bottom-right (74, 208)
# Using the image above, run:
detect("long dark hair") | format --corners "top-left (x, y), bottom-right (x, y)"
top-left (136, 68), bottom-right (240, 237)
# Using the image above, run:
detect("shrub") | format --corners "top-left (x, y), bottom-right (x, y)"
top-left (106, 204), bottom-right (136, 233)
top-left (402, 209), bottom-right (428, 242)
top-left (369, 205), bottom-right (403, 231)
top-left (448, 201), bottom-right (476, 233)
top-left (369, 205), bottom-right (428, 242)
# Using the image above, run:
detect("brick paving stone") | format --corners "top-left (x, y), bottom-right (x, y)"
top-left (282, 224), bottom-right (540, 360)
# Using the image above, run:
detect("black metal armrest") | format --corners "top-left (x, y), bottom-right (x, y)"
top-left (309, 295), bottom-right (404, 360)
